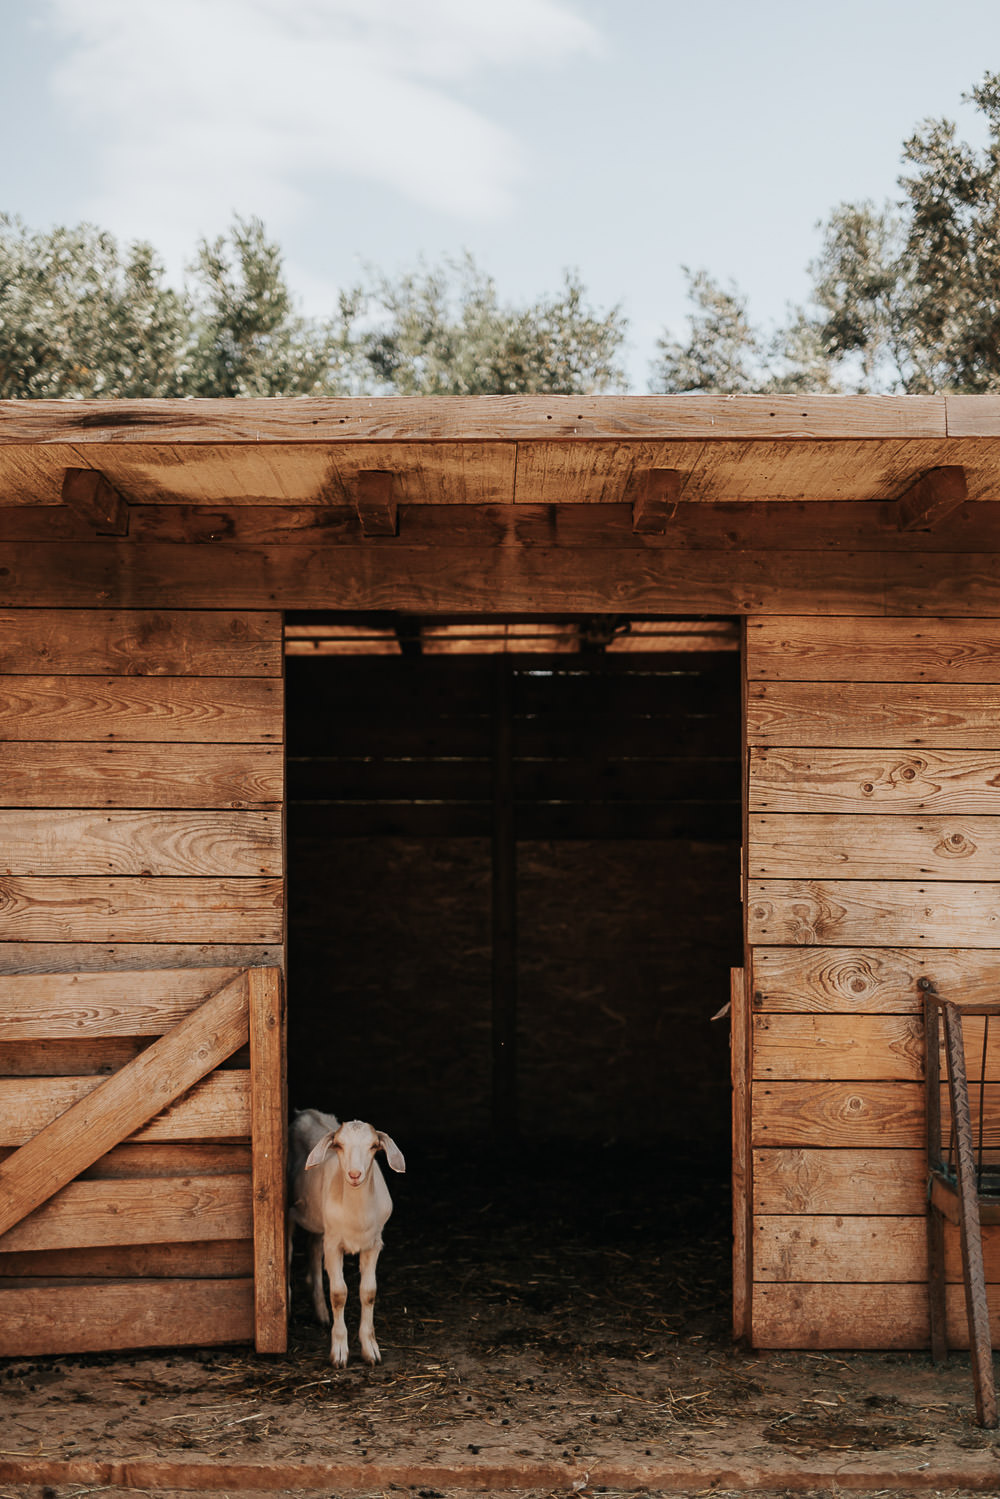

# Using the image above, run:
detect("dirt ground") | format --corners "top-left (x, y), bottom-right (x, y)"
top-left (1, 1149), bottom-right (998, 1498)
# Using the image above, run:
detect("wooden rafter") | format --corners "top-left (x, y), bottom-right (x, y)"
top-left (353, 470), bottom-right (398, 536)
top-left (631, 468), bottom-right (681, 534)
top-left (61, 469), bottom-right (130, 536)
top-left (895, 465), bottom-right (968, 532)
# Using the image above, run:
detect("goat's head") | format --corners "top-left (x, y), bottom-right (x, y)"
top-left (305, 1118), bottom-right (406, 1186)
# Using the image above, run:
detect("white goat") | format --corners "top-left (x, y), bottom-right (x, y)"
top-left (288, 1108), bottom-right (406, 1366)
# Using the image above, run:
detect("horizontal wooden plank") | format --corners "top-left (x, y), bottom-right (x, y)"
top-left (754, 1215), bottom-right (928, 1283)
top-left (0, 1239), bottom-right (253, 1279)
top-left (0, 394), bottom-right (949, 441)
top-left (749, 814), bottom-right (1000, 880)
top-left (0, 968), bottom-right (242, 1040)
top-left (81, 1143), bottom-right (251, 1179)
top-left (0, 878), bottom-right (283, 943)
top-left (750, 946), bottom-right (1000, 1013)
top-left (752, 1014), bottom-right (925, 1081)
top-left (752, 1148), bottom-right (927, 1214)
top-left (748, 682), bottom-right (1000, 748)
top-left (0, 1071), bottom-right (251, 1145)
top-left (0, 1174), bottom-right (252, 1252)
top-left (752, 1080), bottom-right (923, 1147)
top-left (0, 1276), bottom-right (254, 1354)
top-left (0, 1036), bottom-right (148, 1076)
top-left (752, 1281), bottom-right (1000, 1349)
top-left (749, 878), bottom-right (1000, 947)
top-left (0, 677), bottom-right (281, 742)
top-left (23, 498), bottom-right (1000, 550)
top-left (750, 747), bottom-right (1000, 813)
top-left (0, 943), bottom-right (283, 974)
top-left (747, 616), bottom-right (1000, 682)
top-left (0, 609), bottom-right (281, 675)
top-left (755, 1212), bottom-right (1000, 1285)
top-left (0, 540), bottom-right (976, 615)
top-left (0, 743), bottom-right (282, 808)
top-left (0, 809), bottom-right (282, 876)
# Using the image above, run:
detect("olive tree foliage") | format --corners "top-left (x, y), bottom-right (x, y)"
top-left (651, 73), bottom-right (1000, 394)
top-left (361, 254), bottom-right (627, 394)
top-left (0, 217), bottom-right (626, 399)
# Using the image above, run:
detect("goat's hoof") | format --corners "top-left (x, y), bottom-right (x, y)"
top-left (361, 1340), bottom-right (381, 1365)
top-left (331, 1340), bottom-right (349, 1367)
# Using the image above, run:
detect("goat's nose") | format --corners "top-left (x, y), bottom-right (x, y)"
top-left (348, 1170), bottom-right (362, 1183)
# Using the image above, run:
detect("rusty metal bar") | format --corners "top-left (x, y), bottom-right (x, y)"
top-left (922, 981), bottom-right (948, 1365)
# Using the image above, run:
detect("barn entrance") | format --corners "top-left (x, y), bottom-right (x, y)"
top-left (284, 611), bottom-right (743, 1359)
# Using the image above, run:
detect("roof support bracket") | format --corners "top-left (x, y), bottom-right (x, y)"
top-left (353, 470), bottom-right (398, 536)
top-left (631, 468), bottom-right (681, 534)
top-left (895, 465), bottom-right (968, 532)
top-left (61, 468), bottom-right (130, 536)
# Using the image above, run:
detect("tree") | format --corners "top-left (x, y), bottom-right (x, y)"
top-left (359, 254), bottom-right (627, 395)
top-left (652, 73), bottom-right (1000, 395)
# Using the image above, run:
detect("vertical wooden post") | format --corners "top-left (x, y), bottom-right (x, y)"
top-left (730, 965), bottom-right (752, 1341)
top-left (492, 656), bottom-right (518, 1137)
top-left (248, 966), bottom-right (288, 1353)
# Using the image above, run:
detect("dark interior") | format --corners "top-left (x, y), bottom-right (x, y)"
top-left (285, 620), bottom-right (742, 1172)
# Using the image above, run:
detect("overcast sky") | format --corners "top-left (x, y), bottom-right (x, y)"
top-left (3, 0), bottom-right (1000, 387)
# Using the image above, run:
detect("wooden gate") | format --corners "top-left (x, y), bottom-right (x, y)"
top-left (0, 966), bottom-right (286, 1355)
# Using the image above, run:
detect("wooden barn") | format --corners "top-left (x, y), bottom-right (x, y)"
top-left (2, 391), bottom-right (1000, 1363)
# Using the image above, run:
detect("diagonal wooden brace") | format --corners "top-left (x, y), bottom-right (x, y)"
top-left (0, 971), bottom-right (249, 1242)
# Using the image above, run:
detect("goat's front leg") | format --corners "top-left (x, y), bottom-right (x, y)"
top-left (324, 1240), bottom-right (349, 1365)
top-left (358, 1243), bottom-right (382, 1364)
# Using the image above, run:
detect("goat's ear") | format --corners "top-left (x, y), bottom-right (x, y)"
top-left (305, 1132), bottom-right (337, 1170)
top-left (378, 1132), bottom-right (406, 1173)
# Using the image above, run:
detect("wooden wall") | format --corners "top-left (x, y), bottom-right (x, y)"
top-left (744, 615), bottom-right (1000, 1349)
top-left (0, 609), bottom-right (284, 973)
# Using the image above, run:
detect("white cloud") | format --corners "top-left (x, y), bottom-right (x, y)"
top-left (43, 0), bottom-right (601, 262)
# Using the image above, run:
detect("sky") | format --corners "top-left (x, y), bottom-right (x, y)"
top-left (2, 0), bottom-right (1000, 389)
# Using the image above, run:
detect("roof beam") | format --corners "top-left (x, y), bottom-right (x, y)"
top-left (61, 468), bottom-right (129, 536)
top-left (631, 468), bottom-right (681, 534)
top-left (353, 470), bottom-right (398, 536)
top-left (895, 465), bottom-right (968, 532)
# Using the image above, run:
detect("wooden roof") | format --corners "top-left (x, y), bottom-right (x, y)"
top-left (2, 394), bottom-right (1000, 511)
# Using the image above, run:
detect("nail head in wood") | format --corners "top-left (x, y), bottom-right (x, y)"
top-left (896, 465), bottom-right (968, 532)
top-left (631, 468), bottom-right (681, 534)
top-left (354, 470), bottom-right (398, 536)
top-left (61, 469), bottom-right (130, 536)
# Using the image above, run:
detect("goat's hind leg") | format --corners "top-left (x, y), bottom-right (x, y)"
top-left (307, 1233), bottom-right (330, 1326)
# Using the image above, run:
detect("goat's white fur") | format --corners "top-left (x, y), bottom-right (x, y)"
top-left (288, 1108), bottom-right (405, 1366)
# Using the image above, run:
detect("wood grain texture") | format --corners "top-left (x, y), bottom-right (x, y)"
top-left (750, 946), bottom-right (1000, 1013)
top-left (749, 814), bottom-right (1000, 880)
top-left (0, 1174), bottom-right (252, 1251)
top-left (0, 1239), bottom-right (253, 1279)
top-left (61, 468), bottom-right (129, 535)
top-left (752, 1014), bottom-right (925, 1081)
top-left (752, 1080), bottom-right (923, 1147)
top-left (748, 615), bottom-right (1000, 681)
top-left (0, 610), bottom-right (282, 675)
top-left (895, 465), bottom-right (968, 532)
top-left (0, 877), bottom-right (283, 943)
top-left (747, 682), bottom-right (1000, 748)
top-left (80, 1142), bottom-right (251, 1179)
top-left (754, 1214), bottom-right (930, 1283)
top-left (0, 973), bottom-right (248, 1229)
top-left (0, 393), bottom-right (950, 442)
top-left (748, 879), bottom-right (1000, 947)
top-left (0, 677), bottom-right (281, 742)
top-left (752, 1281), bottom-right (1000, 1349)
top-left (0, 809), bottom-right (282, 876)
top-left (0, 1071), bottom-right (251, 1147)
top-left (0, 744), bottom-right (282, 808)
top-left (248, 967), bottom-right (287, 1353)
top-left (0, 1277), bottom-right (254, 1354)
top-left (749, 748), bottom-right (1000, 814)
top-left (0, 968), bottom-right (242, 1040)
top-left (752, 1148), bottom-right (927, 1215)
top-left (0, 943), bottom-right (283, 974)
